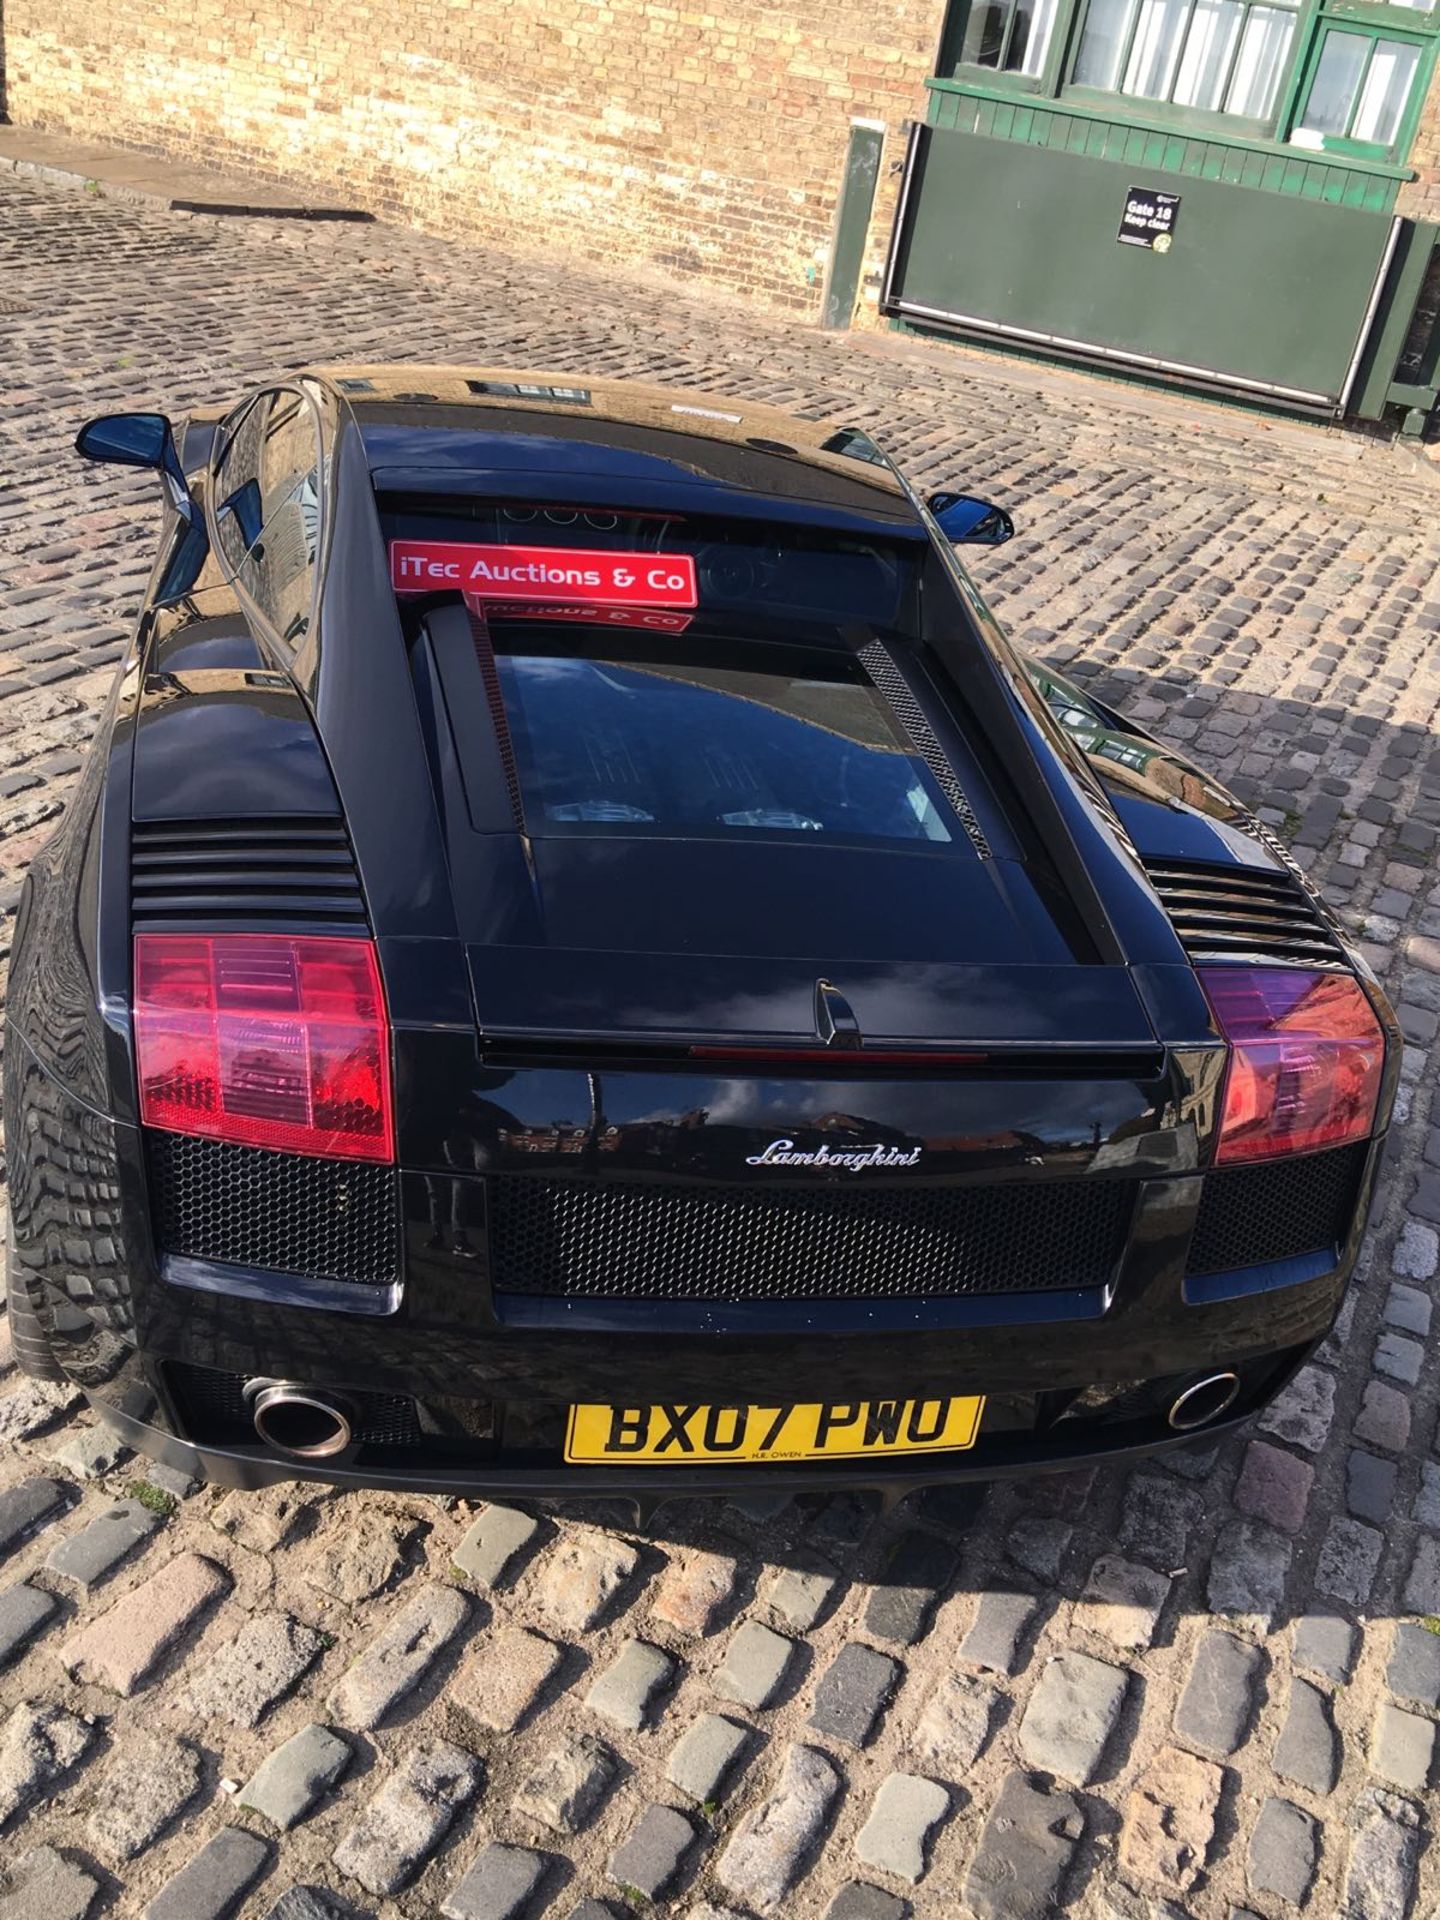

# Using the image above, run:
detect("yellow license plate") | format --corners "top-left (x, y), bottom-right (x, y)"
top-left (564, 1397), bottom-right (985, 1464)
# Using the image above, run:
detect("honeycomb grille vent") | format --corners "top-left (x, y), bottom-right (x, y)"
top-left (146, 1133), bottom-right (398, 1284)
top-left (487, 1172), bottom-right (1134, 1300)
top-left (859, 640), bottom-right (991, 858)
top-left (1188, 1143), bottom-right (1366, 1276)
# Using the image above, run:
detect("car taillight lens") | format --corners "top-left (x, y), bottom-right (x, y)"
top-left (134, 934), bottom-right (394, 1162)
top-left (1201, 966), bottom-right (1383, 1166)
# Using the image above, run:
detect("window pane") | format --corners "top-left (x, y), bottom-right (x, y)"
top-left (1123, 0), bottom-right (1191, 98)
top-left (1074, 0), bottom-right (1136, 89)
top-left (257, 396), bottom-right (319, 528)
top-left (1298, 30), bottom-right (1372, 136)
top-left (958, 0), bottom-right (1013, 66)
top-left (1007, 0), bottom-right (1062, 74)
top-left (1172, 0), bottom-right (1244, 109)
top-left (494, 650), bottom-right (955, 847)
top-left (1351, 37), bottom-right (1420, 144)
top-left (1224, 5), bottom-right (1295, 116)
top-left (245, 473), bottom-right (319, 645)
top-left (214, 397), bottom-right (265, 570)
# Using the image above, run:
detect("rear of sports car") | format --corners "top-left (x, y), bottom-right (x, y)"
top-left (3, 384), bottom-right (1399, 1498)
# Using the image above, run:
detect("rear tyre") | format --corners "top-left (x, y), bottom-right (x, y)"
top-left (3, 1249), bottom-right (66, 1383)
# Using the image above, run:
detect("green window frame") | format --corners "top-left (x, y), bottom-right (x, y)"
top-left (936, 0), bottom-right (1072, 90)
top-left (1285, 12), bottom-right (1437, 158)
top-left (1061, 0), bottom-right (1305, 135)
top-left (933, 0), bottom-right (1439, 163)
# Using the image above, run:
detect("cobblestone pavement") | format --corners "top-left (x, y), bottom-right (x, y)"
top-left (2, 165), bottom-right (1440, 1920)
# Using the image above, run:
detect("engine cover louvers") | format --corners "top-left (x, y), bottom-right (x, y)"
top-left (130, 817), bottom-right (368, 934)
top-left (1143, 858), bottom-right (1347, 968)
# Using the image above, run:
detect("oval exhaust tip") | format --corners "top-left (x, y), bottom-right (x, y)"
top-left (246, 1380), bottom-right (354, 1460)
top-left (1168, 1371), bottom-right (1240, 1432)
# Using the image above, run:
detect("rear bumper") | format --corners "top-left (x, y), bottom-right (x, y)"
top-left (89, 1378), bottom-right (1265, 1502)
top-left (7, 1040), bottom-right (1375, 1501)
top-left (44, 1174), bottom-right (1346, 1497)
top-left (80, 1282), bottom-right (1323, 1497)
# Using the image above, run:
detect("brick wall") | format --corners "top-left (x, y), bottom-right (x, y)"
top-left (2, 0), bottom-right (942, 317)
top-left (1398, 58), bottom-right (1440, 227)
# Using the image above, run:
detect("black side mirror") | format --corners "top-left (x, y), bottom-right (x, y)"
top-left (928, 490), bottom-right (1014, 547)
top-left (75, 411), bottom-right (196, 526)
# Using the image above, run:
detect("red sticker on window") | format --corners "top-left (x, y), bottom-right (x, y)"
top-left (390, 541), bottom-right (698, 609)
top-left (469, 599), bottom-right (693, 633)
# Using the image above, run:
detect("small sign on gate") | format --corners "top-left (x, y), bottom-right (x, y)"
top-left (1118, 187), bottom-right (1181, 253)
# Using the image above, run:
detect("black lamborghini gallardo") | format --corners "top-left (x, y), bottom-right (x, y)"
top-left (2, 366), bottom-right (1398, 1498)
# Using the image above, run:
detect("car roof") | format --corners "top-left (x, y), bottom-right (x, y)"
top-left (305, 363), bottom-right (927, 539)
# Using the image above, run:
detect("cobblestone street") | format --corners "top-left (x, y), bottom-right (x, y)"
top-left (2, 164), bottom-right (1440, 1920)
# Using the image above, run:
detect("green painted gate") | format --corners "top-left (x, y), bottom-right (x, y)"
top-left (881, 116), bottom-right (1427, 418)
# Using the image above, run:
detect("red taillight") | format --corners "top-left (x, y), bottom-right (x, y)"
top-left (1201, 966), bottom-right (1383, 1166)
top-left (134, 934), bottom-right (394, 1162)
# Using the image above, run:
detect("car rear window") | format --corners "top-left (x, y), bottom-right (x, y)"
top-left (382, 502), bottom-right (994, 855)
top-left (488, 630), bottom-right (956, 847)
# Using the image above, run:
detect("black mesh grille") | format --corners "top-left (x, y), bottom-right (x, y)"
top-left (1143, 859), bottom-right (1347, 968)
top-left (146, 1133), bottom-right (399, 1284)
top-left (167, 1361), bottom-right (421, 1447)
top-left (487, 1174), bottom-right (1134, 1300)
top-left (131, 817), bottom-right (367, 932)
top-left (859, 640), bottom-right (991, 857)
top-left (1188, 1144), bottom-right (1367, 1276)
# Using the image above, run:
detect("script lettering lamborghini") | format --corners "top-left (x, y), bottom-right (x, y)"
top-left (743, 1138), bottom-right (924, 1170)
